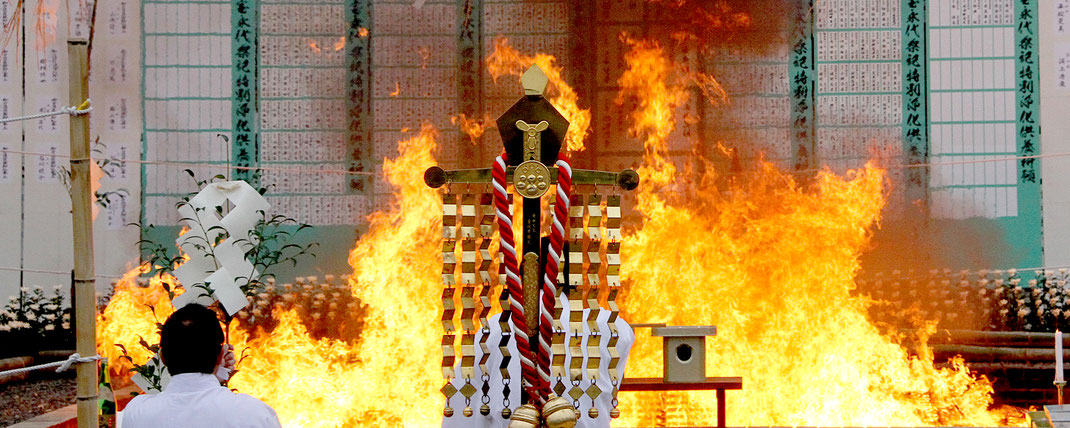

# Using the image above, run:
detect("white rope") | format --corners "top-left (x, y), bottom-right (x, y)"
top-left (0, 148), bottom-right (377, 176)
top-left (0, 353), bottom-right (101, 378)
top-left (0, 265), bottom-right (126, 279)
top-left (0, 99), bottom-right (92, 124)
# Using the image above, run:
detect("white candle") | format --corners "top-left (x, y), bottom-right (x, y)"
top-left (1058, 330), bottom-right (1065, 383)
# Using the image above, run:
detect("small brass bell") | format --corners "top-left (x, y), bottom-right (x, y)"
top-left (508, 404), bottom-right (540, 428)
top-left (609, 407), bottom-right (620, 419)
top-left (480, 404), bottom-right (491, 416)
top-left (463, 406), bottom-right (474, 417)
top-left (543, 394), bottom-right (579, 428)
top-left (501, 407), bottom-right (512, 419)
top-left (443, 407), bottom-right (454, 417)
top-left (588, 407), bottom-right (599, 418)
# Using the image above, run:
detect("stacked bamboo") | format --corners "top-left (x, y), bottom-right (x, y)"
top-left (234, 275), bottom-right (367, 343)
top-left (106, 274), bottom-right (367, 343)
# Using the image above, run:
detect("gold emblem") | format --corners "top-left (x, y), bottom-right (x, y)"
top-left (513, 160), bottom-right (551, 199)
top-left (514, 119), bottom-right (551, 199)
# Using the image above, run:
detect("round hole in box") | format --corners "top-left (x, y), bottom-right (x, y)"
top-left (675, 343), bottom-right (693, 363)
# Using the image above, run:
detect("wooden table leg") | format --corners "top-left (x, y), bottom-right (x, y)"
top-left (717, 388), bottom-right (726, 428)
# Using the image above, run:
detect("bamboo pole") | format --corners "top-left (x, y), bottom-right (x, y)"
top-left (910, 329), bottom-right (1070, 347)
top-left (67, 39), bottom-right (99, 428)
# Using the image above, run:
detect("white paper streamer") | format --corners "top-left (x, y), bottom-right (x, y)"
top-left (171, 180), bottom-right (270, 315)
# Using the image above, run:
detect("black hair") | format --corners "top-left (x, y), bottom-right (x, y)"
top-left (159, 303), bottom-right (224, 375)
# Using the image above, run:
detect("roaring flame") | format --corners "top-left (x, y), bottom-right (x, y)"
top-left (451, 113), bottom-right (495, 145)
top-left (226, 125), bottom-right (444, 427)
top-left (487, 37), bottom-right (590, 153)
top-left (614, 36), bottom-right (1021, 427)
top-left (96, 263), bottom-right (183, 386)
top-left (97, 128), bottom-right (443, 426)
top-left (92, 31), bottom-right (1029, 428)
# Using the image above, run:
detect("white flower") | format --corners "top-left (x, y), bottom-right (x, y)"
top-left (0, 324), bottom-right (9, 332)
top-left (61, 322), bottom-right (69, 329)
top-left (25, 312), bottom-right (36, 321)
top-left (28, 304), bottom-right (39, 311)
top-left (41, 313), bottom-right (55, 321)
top-left (43, 304), bottom-right (58, 311)
top-left (1009, 269), bottom-right (1018, 276)
top-left (44, 324), bottom-right (54, 331)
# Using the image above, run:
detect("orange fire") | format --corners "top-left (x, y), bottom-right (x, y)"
top-left (487, 37), bottom-right (590, 153)
top-left (226, 125), bottom-right (445, 426)
top-left (613, 36), bottom-right (1022, 427)
top-left (92, 33), bottom-right (1029, 428)
top-left (96, 263), bottom-right (183, 386)
top-left (451, 113), bottom-right (495, 145)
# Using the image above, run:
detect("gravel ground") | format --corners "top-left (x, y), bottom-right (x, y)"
top-left (0, 377), bottom-right (76, 426)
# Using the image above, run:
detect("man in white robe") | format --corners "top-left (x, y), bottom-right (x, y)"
top-left (122, 304), bottom-right (281, 428)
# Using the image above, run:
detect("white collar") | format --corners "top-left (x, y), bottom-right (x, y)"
top-left (163, 373), bottom-right (222, 393)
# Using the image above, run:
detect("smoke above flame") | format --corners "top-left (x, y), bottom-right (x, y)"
top-left (487, 37), bottom-right (590, 153)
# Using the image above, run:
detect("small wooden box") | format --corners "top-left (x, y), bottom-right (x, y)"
top-left (651, 326), bottom-right (717, 383)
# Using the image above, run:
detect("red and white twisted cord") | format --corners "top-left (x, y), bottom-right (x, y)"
top-left (538, 156), bottom-right (571, 398)
top-left (492, 155), bottom-right (538, 397)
